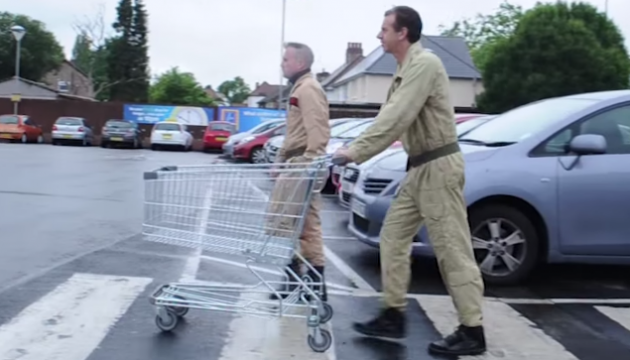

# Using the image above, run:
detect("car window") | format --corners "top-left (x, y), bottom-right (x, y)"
top-left (330, 120), bottom-right (367, 137)
top-left (208, 123), bottom-right (235, 132)
top-left (274, 126), bottom-right (286, 136)
top-left (460, 98), bottom-right (598, 144)
top-left (56, 117), bottom-right (83, 126)
top-left (578, 105), bottom-right (630, 154)
top-left (252, 121), bottom-right (282, 134)
top-left (337, 121), bottom-right (373, 138)
top-left (0, 115), bottom-right (18, 124)
top-left (155, 123), bottom-right (181, 131)
top-left (106, 121), bottom-right (133, 129)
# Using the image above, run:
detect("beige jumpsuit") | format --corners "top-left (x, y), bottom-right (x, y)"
top-left (346, 42), bottom-right (484, 327)
top-left (273, 72), bottom-right (331, 267)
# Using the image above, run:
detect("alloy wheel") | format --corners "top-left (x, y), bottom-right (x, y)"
top-left (471, 218), bottom-right (527, 277)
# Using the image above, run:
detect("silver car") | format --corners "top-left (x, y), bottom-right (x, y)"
top-left (52, 117), bottom-right (94, 146)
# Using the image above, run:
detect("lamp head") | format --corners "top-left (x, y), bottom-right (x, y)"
top-left (11, 25), bottom-right (26, 41)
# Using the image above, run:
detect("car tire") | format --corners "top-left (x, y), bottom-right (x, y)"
top-left (250, 146), bottom-right (266, 164)
top-left (468, 204), bottom-right (540, 286)
top-left (151, 144), bottom-right (158, 151)
top-left (21, 134), bottom-right (27, 143)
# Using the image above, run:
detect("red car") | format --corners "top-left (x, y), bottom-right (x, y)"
top-left (203, 121), bottom-right (236, 152)
top-left (0, 114), bottom-right (44, 143)
top-left (455, 113), bottom-right (487, 124)
top-left (233, 123), bottom-right (286, 163)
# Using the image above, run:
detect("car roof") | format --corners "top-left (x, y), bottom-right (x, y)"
top-left (558, 89), bottom-right (630, 101)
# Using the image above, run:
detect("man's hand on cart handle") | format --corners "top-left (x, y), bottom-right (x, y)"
top-left (332, 147), bottom-right (353, 166)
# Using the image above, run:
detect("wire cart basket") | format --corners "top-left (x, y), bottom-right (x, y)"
top-left (142, 157), bottom-right (334, 352)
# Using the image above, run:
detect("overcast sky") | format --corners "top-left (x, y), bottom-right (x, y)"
top-left (5, 0), bottom-right (629, 90)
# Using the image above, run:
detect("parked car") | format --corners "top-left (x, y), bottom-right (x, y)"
top-left (101, 119), bottom-right (142, 148)
top-left (347, 90), bottom-right (630, 286)
top-left (263, 118), bottom-right (371, 163)
top-left (203, 121), bottom-right (236, 152)
top-left (0, 114), bottom-right (44, 144)
top-left (456, 115), bottom-right (496, 137)
top-left (223, 118), bottom-right (285, 158)
top-left (50, 117), bottom-right (94, 146)
top-left (233, 123), bottom-right (286, 163)
top-left (455, 113), bottom-right (488, 123)
top-left (150, 121), bottom-right (194, 151)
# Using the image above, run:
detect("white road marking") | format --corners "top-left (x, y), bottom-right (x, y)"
top-left (217, 291), bottom-right (335, 360)
top-left (179, 188), bottom-right (212, 282)
top-left (324, 245), bottom-right (376, 293)
top-left (594, 305), bottom-right (630, 331)
top-left (415, 294), bottom-right (578, 359)
top-left (0, 273), bottom-right (152, 360)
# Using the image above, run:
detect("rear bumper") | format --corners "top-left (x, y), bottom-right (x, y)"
top-left (204, 139), bottom-right (227, 149)
top-left (102, 135), bottom-right (136, 144)
top-left (52, 132), bottom-right (86, 140)
top-left (0, 132), bottom-right (20, 140)
top-left (151, 139), bottom-right (186, 146)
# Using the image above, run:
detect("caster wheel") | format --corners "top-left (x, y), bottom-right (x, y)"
top-left (320, 302), bottom-right (333, 324)
top-left (155, 310), bottom-right (179, 332)
top-left (167, 296), bottom-right (189, 317)
top-left (308, 328), bottom-right (332, 353)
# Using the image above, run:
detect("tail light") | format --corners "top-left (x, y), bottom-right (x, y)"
top-left (78, 127), bottom-right (85, 132)
top-left (52, 125), bottom-right (58, 131)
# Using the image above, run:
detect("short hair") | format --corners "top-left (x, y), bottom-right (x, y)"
top-left (384, 6), bottom-right (422, 43)
top-left (285, 42), bottom-right (315, 68)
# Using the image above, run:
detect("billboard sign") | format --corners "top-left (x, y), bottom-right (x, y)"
top-left (123, 104), bottom-right (215, 126)
top-left (218, 107), bottom-right (286, 132)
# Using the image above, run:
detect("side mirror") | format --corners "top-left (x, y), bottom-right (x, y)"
top-left (569, 134), bottom-right (606, 155)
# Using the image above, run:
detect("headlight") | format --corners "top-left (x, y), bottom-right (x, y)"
top-left (326, 142), bottom-right (344, 154)
top-left (240, 136), bottom-right (255, 144)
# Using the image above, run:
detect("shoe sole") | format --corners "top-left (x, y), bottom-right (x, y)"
top-left (427, 347), bottom-right (486, 356)
top-left (353, 327), bottom-right (405, 340)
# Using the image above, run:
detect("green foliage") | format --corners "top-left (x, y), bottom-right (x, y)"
top-left (0, 12), bottom-right (64, 81)
top-left (149, 67), bottom-right (216, 106)
top-left (439, 1), bottom-right (524, 72)
top-left (477, 1), bottom-right (630, 113)
top-left (218, 76), bottom-right (251, 105)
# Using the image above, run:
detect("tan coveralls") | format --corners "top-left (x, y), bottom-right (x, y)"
top-left (347, 42), bottom-right (484, 327)
top-left (274, 72), bottom-right (331, 267)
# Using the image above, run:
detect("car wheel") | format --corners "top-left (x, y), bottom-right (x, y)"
top-left (250, 146), bottom-right (266, 164)
top-left (151, 144), bottom-right (158, 151)
top-left (21, 134), bottom-right (27, 143)
top-left (37, 135), bottom-right (44, 144)
top-left (468, 204), bottom-right (540, 286)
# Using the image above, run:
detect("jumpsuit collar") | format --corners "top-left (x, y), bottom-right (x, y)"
top-left (289, 68), bottom-right (312, 85)
top-left (395, 41), bottom-right (424, 76)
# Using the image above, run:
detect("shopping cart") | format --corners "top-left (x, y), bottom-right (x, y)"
top-left (142, 156), bottom-right (335, 352)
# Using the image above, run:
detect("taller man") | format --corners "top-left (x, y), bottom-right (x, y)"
top-left (333, 6), bottom-right (487, 356)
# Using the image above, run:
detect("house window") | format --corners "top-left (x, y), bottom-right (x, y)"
top-left (57, 81), bottom-right (70, 93)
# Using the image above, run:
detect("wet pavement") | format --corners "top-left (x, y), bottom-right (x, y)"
top-left (0, 142), bottom-right (629, 359)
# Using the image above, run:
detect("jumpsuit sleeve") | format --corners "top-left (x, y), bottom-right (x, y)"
top-left (298, 83), bottom-right (330, 159)
top-left (347, 58), bottom-right (439, 165)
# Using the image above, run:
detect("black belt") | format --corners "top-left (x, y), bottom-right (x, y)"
top-left (284, 146), bottom-right (306, 160)
top-left (406, 142), bottom-right (460, 171)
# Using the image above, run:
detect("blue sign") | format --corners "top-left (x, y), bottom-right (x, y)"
top-left (218, 107), bottom-right (286, 133)
top-left (123, 104), bottom-right (215, 126)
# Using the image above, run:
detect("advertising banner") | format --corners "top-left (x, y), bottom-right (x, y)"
top-left (123, 104), bottom-right (215, 126)
top-left (218, 107), bottom-right (286, 132)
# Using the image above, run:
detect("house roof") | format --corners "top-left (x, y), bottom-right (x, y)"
top-left (330, 35), bottom-right (481, 88)
top-left (250, 82), bottom-right (281, 97)
top-left (1, 76), bottom-right (96, 101)
top-left (321, 55), bottom-right (365, 89)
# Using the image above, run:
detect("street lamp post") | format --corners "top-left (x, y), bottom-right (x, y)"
top-left (11, 25), bottom-right (26, 115)
top-left (278, 0), bottom-right (286, 110)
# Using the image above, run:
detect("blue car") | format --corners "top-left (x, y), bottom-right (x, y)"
top-left (347, 90), bottom-right (630, 285)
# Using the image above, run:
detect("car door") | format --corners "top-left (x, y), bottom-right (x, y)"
top-left (553, 104), bottom-right (630, 256)
top-left (21, 117), bottom-right (38, 140)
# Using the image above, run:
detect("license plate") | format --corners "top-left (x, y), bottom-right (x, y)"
top-left (63, 134), bottom-right (73, 138)
top-left (351, 198), bottom-right (366, 218)
top-left (162, 134), bottom-right (172, 139)
top-left (216, 137), bottom-right (227, 141)
top-left (111, 137), bottom-right (123, 141)
top-left (341, 180), bottom-right (354, 194)
top-left (0, 134), bottom-right (12, 139)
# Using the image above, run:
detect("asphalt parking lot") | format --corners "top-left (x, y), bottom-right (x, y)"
top-left (0, 142), bottom-right (629, 360)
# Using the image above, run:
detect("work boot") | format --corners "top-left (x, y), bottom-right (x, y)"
top-left (305, 266), bottom-right (327, 302)
top-left (352, 307), bottom-right (406, 339)
top-left (269, 260), bottom-right (301, 300)
top-left (428, 325), bottom-right (487, 356)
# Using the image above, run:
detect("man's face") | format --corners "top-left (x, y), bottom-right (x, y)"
top-left (281, 47), bottom-right (301, 79)
top-left (378, 14), bottom-right (405, 53)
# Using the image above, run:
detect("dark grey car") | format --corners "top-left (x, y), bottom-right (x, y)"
top-left (101, 120), bottom-right (142, 149)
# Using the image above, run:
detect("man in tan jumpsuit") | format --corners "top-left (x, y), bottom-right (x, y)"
top-left (269, 42), bottom-right (331, 302)
top-left (333, 6), bottom-right (486, 356)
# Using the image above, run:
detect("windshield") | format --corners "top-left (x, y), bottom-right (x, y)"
top-left (106, 120), bottom-right (133, 128)
top-left (459, 98), bottom-right (598, 143)
top-left (456, 117), bottom-right (492, 136)
top-left (208, 123), bottom-right (235, 132)
top-left (155, 123), bottom-right (181, 131)
top-left (0, 115), bottom-right (18, 124)
top-left (252, 120), bottom-right (283, 134)
top-left (331, 120), bottom-right (367, 137)
top-left (336, 120), bottom-right (374, 138)
top-left (56, 117), bottom-right (83, 126)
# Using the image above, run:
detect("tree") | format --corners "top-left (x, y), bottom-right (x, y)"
top-left (477, 1), bottom-right (630, 113)
top-left (0, 12), bottom-right (64, 81)
top-left (439, 1), bottom-right (524, 72)
top-left (218, 77), bottom-right (251, 105)
top-left (149, 67), bottom-right (216, 106)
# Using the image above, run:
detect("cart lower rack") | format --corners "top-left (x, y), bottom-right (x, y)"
top-left (142, 158), bottom-right (334, 352)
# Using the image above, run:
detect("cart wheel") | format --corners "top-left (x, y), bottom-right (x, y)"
top-left (167, 296), bottom-right (189, 317)
top-left (320, 302), bottom-right (333, 324)
top-left (155, 310), bottom-right (179, 332)
top-left (308, 328), bottom-right (332, 353)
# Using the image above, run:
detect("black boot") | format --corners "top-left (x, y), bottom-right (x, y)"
top-left (269, 260), bottom-right (301, 300)
top-left (305, 266), bottom-right (327, 302)
top-left (428, 325), bottom-right (486, 356)
top-left (352, 308), bottom-right (406, 339)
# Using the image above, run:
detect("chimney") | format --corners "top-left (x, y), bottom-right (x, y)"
top-left (316, 70), bottom-right (330, 83)
top-left (346, 42), bottom-right (363, 64)
top-left (255, 82), bottom-right (260, 89)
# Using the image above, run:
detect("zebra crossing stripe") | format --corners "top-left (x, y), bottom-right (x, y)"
top-left (0, 273), bottom-right (152, 360)
top-left (414, 294), bottom-right (579, 359)
top-left (594, 306), bottom-right (630, 331)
